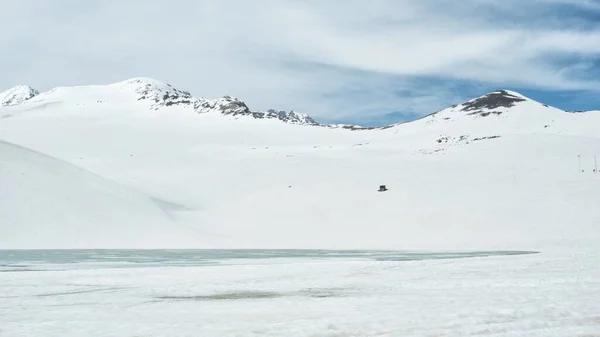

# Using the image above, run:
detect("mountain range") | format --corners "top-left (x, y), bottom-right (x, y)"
top-left (0, 78), bottom-right (319, 125)
top-left (1, 77), bottom-right (598, 128)
top-left (1, 77), bottom-right (599, 250)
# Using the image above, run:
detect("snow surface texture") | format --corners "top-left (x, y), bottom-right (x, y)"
top-left (0, 77), bottom-right (599, 250)
top-left (1, 251), bottom-right (600, 337)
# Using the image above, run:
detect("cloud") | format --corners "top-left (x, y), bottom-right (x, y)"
top-left (537, 0), bottom-right (600, 11)
top-left (0, 0), bottom-right (599, 124)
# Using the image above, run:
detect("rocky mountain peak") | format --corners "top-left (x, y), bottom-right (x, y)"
top-left (257, 109), bottom-right (319, 125)
top-left (460, 90), bottom-right (527, 117)
top-left (195, 95), bottom-right (252, 115)
top-left (116, 77), bottom-right (198, 110)
top-left (0, 85), bottom-right (39, 107)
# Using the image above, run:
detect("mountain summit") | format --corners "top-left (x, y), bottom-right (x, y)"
top-left (459, 90), bottom-right (528, 117)
top-left (0, 85), bottom-right (39, 106)
top-left (438, 89), bottom-right (537, 119)
top-left (412, 89), bottom-right (559, 126)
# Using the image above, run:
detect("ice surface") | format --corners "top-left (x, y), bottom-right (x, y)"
top-left (1, 250), bottom-right (599, 337)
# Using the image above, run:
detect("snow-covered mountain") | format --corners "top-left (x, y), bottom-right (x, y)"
top-left (351, 89), bottom-right (599, 153)
top-left (0, 85), bottom-right (39, 106)
top-left (370, 90), bottom-right (561, 130)
top-left (1, 77), bottom-right (319, 125)
top-left (1, 78), bottom-right (599, 250)
top-left (421, 90), bottom-right (565, 123)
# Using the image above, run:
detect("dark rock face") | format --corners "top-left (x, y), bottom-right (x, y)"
top-left (337, 125), bottom-right (376, 131)
top-left (252, 109), bottom-right (319, 125)
top-left (190, 95), bottom-right (320, 126)
top-left (0, 86), bottom-right (39, 107)
top-left (132, 80), bottom-right (199, 109)
top-left (196, 96), bottom-right (252, 115)
top-left (472, 135), bottom-right (501, 141)
top-left (129, 80), bottom-right (320, 125)
top-left (461, 90), bottom-right (526, 116)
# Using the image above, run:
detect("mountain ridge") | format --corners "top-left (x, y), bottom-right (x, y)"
top-left (1, 79), bottom-right (597, 128)
top-left (0, 77), bottom-right (318, 126)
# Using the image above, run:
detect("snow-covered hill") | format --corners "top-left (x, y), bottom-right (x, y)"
top-left (361, 89), bottom-right (599, 154)
top-left (0, 140), bottom-right (205, 249)
top-left (1, 79), bottom-right (599, 250)
top-left (0, 85), bottom-right (39, 106)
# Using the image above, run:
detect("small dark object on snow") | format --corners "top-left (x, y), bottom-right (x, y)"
top-left (378, 185), bottom-right (388, 192)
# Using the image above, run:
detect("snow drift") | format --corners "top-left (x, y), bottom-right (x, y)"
top-left (0, 140), bottom-right (204, 249)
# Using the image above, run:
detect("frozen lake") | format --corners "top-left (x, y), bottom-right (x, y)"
top-left (1, 249), bottom-right (599, 336)
top-left (0, 249), bottom-right (536, 270)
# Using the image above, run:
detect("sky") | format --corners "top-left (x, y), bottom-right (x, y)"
top-left (1, 0), bottom-right (600, 126)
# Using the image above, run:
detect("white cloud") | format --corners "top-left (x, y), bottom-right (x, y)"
top-left (0, 0), bottom-right (599, 123)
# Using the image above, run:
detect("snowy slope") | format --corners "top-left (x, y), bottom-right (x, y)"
top-left (1, 80), bottom-right (599, 250)
top-left (0, 85), bottom-right (38, 106)
top-left (0, 140), bottom-right (206, 249)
